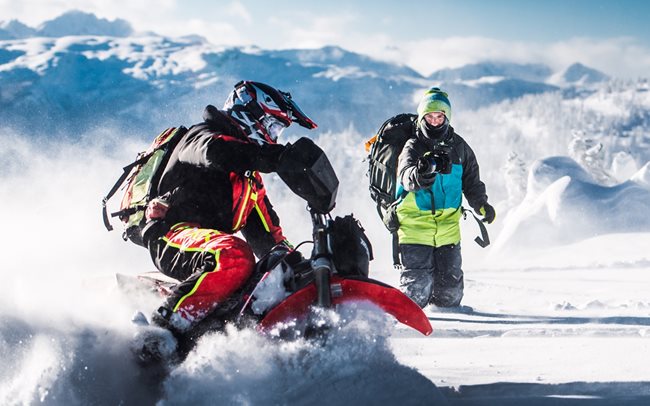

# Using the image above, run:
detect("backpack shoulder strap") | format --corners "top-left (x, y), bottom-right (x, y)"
top-left (461, 207), bottom-right (490, 248)
top-left (102, 152), bottom-right (156, 231)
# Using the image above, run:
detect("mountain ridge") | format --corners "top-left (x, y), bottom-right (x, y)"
top-left (0, 11), bottom-right (620, 137)
top-left (0, 10), bottom-right (132, 39)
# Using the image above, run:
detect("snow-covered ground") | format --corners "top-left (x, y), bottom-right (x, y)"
top-left (393, 263), bottom-right (650, 403)
top-left (2, 127), bottom-right (650, 405)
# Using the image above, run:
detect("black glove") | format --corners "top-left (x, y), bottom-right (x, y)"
top-left (480, 203), bottom-right (496, 224)
top-left (259, 143), bottom-right (287, 172)
top-left (415, 156), bottom-right (436, 188)
top-left (417, 156), bottom-right (435, 176)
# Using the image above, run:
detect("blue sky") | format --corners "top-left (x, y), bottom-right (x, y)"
top-left (386, 0), bottom-right (650, 42)
top-left (2, 0), bottom-right (650, 77)
top-left (227, 0), bottom-right (650, 44)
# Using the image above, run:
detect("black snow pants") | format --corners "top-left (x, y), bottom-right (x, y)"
top-left (399, 243), bottom-right (464, 308)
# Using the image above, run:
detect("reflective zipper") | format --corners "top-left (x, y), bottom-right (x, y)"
top-left (233, 177), bottom-right (253, 230)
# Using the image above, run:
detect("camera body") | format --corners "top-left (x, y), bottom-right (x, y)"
top-left (426, 144), bottom-right (452, 175)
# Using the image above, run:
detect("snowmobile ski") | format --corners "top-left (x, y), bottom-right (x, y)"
top-left (258, 275), bottom-right (433, 336)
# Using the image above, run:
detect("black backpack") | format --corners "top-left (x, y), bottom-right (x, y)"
top-left (102, 126), bottom-right (188, 246)
top-left (329, 215), bottom-right (374, 278)
top-left (365, 113), bottom-right (417, 266)
top-left (366, 114), bottom-right (417, 216)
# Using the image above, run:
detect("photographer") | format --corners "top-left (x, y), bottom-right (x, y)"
top-left (395, 88), bottom-right (495, 308)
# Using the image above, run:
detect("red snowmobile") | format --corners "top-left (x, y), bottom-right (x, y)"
top-left (118, 138), bottom-right (431, 359)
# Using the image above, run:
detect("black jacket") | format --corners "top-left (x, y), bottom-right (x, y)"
top-left (143, 105), bottom-right (286, 257)
top-left (397, 124), bottom-right (488, 212)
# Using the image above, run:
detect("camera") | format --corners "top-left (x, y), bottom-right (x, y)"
top-left (425, 146), bottom-right (452, 175)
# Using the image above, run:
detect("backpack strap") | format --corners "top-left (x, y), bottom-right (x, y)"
top-left (381, 193), bottom-right (407, 268)
top-left (391, 231), bottom-right (402, 268)
top-left (372, 201), bottom-right (402, 268)
top-left (101, 151), bottom-right (155, 231)
top-left (462, 207), bottom-right (490, 248)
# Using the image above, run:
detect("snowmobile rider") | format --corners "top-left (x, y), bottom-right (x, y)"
top-left (141, 80), bottom-right (317, 335)
top-left (395, 87), bottom-right (495, 308)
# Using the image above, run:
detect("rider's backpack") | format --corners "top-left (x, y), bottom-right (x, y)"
top-left (365, 113), bottom-right (417, 266)
top-left (102, 126), bottom-right (188, 246)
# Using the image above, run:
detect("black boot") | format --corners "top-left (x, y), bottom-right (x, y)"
top-left (132, 310), bottom-right (179, 365)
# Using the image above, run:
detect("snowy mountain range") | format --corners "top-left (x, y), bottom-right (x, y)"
top-left (2, 10), bottom-right (650, 237)
top-left (0, 10), bottom-right (613, 138)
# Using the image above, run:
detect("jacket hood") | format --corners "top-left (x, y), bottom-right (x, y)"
top-left (202, 104), bottom-right (248, 139)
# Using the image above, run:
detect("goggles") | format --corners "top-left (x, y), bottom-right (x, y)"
top-left (261, 115), bottom-right (287, 143)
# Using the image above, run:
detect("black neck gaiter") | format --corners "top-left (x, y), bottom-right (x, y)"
top-left (419, 118), bottom-right (449, 143)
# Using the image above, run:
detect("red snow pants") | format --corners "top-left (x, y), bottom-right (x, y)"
top-left (147, 222), bottom-right (256, 331)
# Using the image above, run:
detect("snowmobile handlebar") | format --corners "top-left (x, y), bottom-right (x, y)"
top-left (275, 137), bottom-right (340, 306)
top-left (310, 210), bottom-right (333, 307)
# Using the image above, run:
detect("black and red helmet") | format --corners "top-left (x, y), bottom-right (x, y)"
top-left (224, 80), bottom-right (317, 144)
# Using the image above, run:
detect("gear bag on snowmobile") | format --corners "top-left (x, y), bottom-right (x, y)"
top-left (102, 126), bottom-right (188, 246)
top-left (365, 113), bottom-right (417, 266)
top-left (329, 214), bottom-right (374, 278)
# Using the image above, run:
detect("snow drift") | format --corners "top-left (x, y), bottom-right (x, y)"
top-left (492, 155), bottom-right (650, 252)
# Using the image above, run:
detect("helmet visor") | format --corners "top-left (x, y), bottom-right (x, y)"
top-left (280, 91), bottom-right (318, 129)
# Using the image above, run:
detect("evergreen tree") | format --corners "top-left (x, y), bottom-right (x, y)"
top-left (568, 130), bottom-right (615, 185)
top-left (504, 151), bottom-right (528, 206)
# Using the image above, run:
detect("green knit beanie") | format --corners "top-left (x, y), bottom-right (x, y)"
top-left (417, 87), bottom-right (452, 123)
